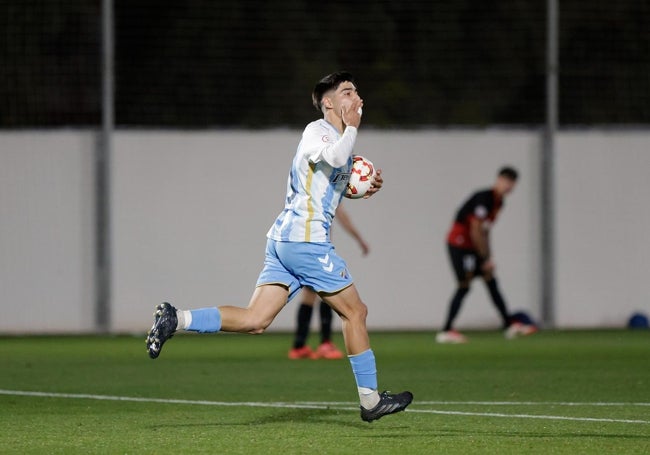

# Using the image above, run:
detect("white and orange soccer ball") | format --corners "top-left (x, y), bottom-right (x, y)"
top-left (346, 155), bottom-right (376, 199)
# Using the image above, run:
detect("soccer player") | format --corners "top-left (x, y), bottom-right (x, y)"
top-left (146, 71), bottom-right (413, 422)
top-left (436, 166), bottom-right (537, 343)
top-left (289, 204), bottom-right (370, 360)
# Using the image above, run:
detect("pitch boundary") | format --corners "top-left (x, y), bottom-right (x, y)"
top-left (1, 389), bottom-right (648, 425)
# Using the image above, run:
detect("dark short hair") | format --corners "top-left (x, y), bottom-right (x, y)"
top-left (498, 166), bottom-right (519, 181)
top-left (312, 71), bottom-right (356, 111)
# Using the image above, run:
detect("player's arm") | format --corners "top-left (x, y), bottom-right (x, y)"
top-left (470, 217), bottom-right (495, 273)
top-left (469, 217), bottom-right (490, 260)
top-left (335, 205), bottom-right (370, 255)
top-left (303, 125), bottom-right (357, 168)
top-left (305, 100), bottom-right (363, 168)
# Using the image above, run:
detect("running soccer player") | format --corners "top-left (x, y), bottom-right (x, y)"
top-left (288, 204), bottom-right (370, 360)
top-left (146, 71), bottom-right (413, 422)
top-left (436, 166), bottom-right (537, 343)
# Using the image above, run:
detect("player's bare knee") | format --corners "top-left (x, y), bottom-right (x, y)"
top-left (243, 313), bottom-right (274, 334)
top-left (359, 301), bottom-right (368, 319)
top-left (347, 301), bottom-right (368, 323)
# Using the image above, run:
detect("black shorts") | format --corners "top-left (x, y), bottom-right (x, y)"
top-left (447, 245), bottom-right (485, 282)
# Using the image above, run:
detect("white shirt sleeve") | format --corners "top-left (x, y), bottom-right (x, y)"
top-left (303, 124), bottom-right (357, 168)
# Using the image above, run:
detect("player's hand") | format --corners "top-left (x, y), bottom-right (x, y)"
top-left (363, 169), bottom-right (383, 198)
top-left (342, 99), bottom-right (363, 128)
top-left (481, 258), bottom-right (495, 273)
top-left (358, 239), bottom-right (370, 256)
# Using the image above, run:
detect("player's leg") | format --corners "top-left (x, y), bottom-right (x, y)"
top-left (442, 279), bottom-right (471, 331)
top-left (482, 270), bottom-right (538, 338)
top-left (289, 287), bottom-right (318, 359)
top-left (147, 284), bottom-right (289, 359)
top-left (311, 299), bottom-right (344, 359)
top-left (437, 246), bottom-right (475, 343)
top-left (284, 242), bottom-right (413, 422)
top-left (322, 285), bottom-right (412, 421)
top-left (320, 285), bottom-right (369, 355)
top-left (289, 286), bottom-right (343, 359)
top-left (147, 238), bottom-right (297, 359)
top-left (217, 284), bottom-right (289, 333)
top-left (218, 238), bottom-right (297, 334)
top-left (319, 300), bottom-right (334, 344)
top-left (480, 268), bottom-right (511, 330)
top-left (276, 240), bottom-right (412, 421)
top-left (177, 284), bottom-right (290, 334)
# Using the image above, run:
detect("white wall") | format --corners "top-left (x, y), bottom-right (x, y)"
top-left (555, 132), bottom-right (650, 327)
top-left (0, 129), bottom-right (648, 333)
top-left (0, 131), bottom-right (96, 332)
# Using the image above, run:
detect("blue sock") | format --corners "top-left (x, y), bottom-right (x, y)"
top-left (187, 307), bottom-right (222, 333)
top-left (348, 349), bottom-right (378, 390)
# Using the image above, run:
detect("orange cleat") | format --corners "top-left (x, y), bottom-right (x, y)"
top-left (288, 345), bottom-right (314, 359)
top-left (311, 341), bottom-right (345, 360)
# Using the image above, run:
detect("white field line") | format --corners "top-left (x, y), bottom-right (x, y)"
top-left (0, 389), bottom-right (648, 425)
top-left (404, 409), bottom-right (650, 424)
top-left (302, 401), bottom-right (650, 407)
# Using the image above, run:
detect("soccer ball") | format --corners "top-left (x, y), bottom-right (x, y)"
top-left (346, 155), bottom-right (376, 199)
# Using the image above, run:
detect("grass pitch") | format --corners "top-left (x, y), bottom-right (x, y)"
top-left (1, 330), bottom-right (649, 454)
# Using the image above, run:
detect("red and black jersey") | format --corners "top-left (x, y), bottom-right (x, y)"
top-left (446, 188), bottom-right (503, 250)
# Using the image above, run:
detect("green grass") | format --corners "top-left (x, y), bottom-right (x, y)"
top-left (1, 330), bottom-right (649, 454)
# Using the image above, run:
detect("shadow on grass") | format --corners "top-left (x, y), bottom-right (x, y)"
top-left (146, 407), bottom-right (412, 430)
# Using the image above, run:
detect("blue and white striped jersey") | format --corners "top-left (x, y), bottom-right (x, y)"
top-left (267, 119), bottom-right (358, 243)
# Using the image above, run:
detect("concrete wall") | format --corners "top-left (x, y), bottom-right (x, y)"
top-left (555, 132), bottom-right (650, 326)
top-left (1, 129), bottom-right (648, 333)
top-left (0, 132), bottom-right (97, 332)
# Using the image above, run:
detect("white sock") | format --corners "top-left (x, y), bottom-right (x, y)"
top-left (358, 387), bottom-right (380, 409)
top-left (176, 310), bottom-right (192, 330)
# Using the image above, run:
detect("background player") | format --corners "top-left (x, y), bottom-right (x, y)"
top-left (146, 71), bottom-right (413, 422)
top-left (436, 166), bottom-right (537, 343)
top-left (289, 204), bottom-right (370, 360)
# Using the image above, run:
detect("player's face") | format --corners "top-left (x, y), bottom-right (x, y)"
top-left (324, 81), bottom-right (361, 117)
top-left (497, 176), bottom-right (517, 195)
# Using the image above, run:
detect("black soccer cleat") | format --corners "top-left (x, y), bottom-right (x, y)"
top-left (146, 302), bottom-right (178, 359)
top-left (360, 390), bottom-right (413, 422)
